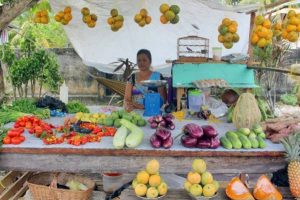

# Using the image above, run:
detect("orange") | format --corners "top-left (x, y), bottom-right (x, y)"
top-left (273, 30), bottom-right (282, 37)
top-left (273, 22), bottom-right (282, 30)
top-left (91, 14), bottom-right (97, 21)
top-left (88, 21), bottom-right (96, 28)
top-left (64, 6), bottom-right (72, 14)
top-left (297, 24), bottom-right (300, 32)
top-left (222, 18), bottom-right (231, 26)
top-left (81, 7), bottom-right (90, 16)
top-left (289, 16), bottom-right (300, 26)
top-left (262, 19), bottom-right (271, 29)
top-left (111, 9), bottom-right (118, 17)
top-left (160, 15), bottom-right (168, 24)
top-left (254, 25), bottom-right (263, 33)
top-left (287, 24), bottom-right (297, 32)
top-left (115, 21), bottom-right (123, 29)
top-left (257, 27), bottom-right (268, 38)
top-left (265, 29), bottom-right (273, 40)
top-left (41, 10), bottom-right (48, 17)
top-left (111, 25), bottom-right (119, 32)
top-left (251, 33), bottom-right (259, 44)
top-left (224, 32), bottom-right (233, 42)
top-left (54, 15), bottom-right (61, 22)
top-left (145, 16), bottom-right (152, 24)
top-left (140, 9), bottom-right (148, 17)
top-left (288, 10), bottom-right (296, 19)
top-left (139, 19), bottom-right (146, 27)
top-left (282, 29), bottom-right (288, 39)
top-left (134, 14), bottom-right (143, 23)
top-left (231, 20), bottom-right (238, 27)
top-left (137, 171), bottom-right (150, 185)
top-left (257, 38), bottom-right (267, 48)
top-left (287, 31), bottom-right (299, 42)
top-left (40, 16), bottom-right (49, 24)
top-left (160, 4), bottom-right (169, 14)
top-left (64, 13), bottom-right (72, 21)
top-left (228, 24), bottom-right (237, 33)
top-left (255, 15), bottom-right (264, 25)
top-left (34, 17), bottom-right (41, 23)
top-left (61, 19), bottom-right (69, 25)
top-left (58, 11), bottom-right (65, 18)
top-left (107, 17), bottom-right (114, 25)
top-left (149, 175), bottom-right (161, 187)
top-left (218, 35), bottom-right (225, 43)
top-left (232, 33), bottom-right (240, 43)
top-left (223, 42), bottom-right (233, 49)
top-left (83, 15), bottom-right (92, 23)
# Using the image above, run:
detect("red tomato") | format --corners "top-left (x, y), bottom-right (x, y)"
top-left (11, 137), bottom-right (22, 145)
top-left (19, 135), bottom-right (25, 142)
top-left (25, 122), bottom-right (32, 129)
top-left (28, 129), bottom-right (34, 134)
top-left (7, 130), bottom-right (20, 137)
top-left (3, 136), bottom-right (11, 144)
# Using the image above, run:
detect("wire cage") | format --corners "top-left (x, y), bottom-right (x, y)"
top-left (177, 36), bottom-right (209, 62)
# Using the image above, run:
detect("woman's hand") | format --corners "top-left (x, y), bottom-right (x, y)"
top-left (124, 100), bottom-right (134, 112)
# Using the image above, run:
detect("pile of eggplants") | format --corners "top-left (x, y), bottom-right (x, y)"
top-left (148, 114), bottom-right (175, 130)
top-left (181, 124), bottom-right (220, 149)
top-left (150, 128), bottom-right (173, 149)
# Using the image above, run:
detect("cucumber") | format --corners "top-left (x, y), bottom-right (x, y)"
top-left (113, 126), bottom-right (128, 149)
top-left (249, 131), bottom-right (257, 139)
top-left (238, 128), bottom-right (251, 136)
top-left (249, 137), bottom-right (259, 148)
top-left (257, 132), bottom-right (266, 139)
top-left (238, 134), bottom-right (252, 149)
top-left (120, 119), bottom-right (144, 148)
top-left (220, 136), bottom-right (233, 149)
top-left (257, 137), bottom-right (267, 148)
top-left (226, 131), bottom-right (238, 139)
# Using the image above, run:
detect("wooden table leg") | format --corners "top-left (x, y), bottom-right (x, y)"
top-left (176, 88), bottom-right (184, 111)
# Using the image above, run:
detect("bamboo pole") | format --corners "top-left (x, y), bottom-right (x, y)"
top-left (247, 65), bottom-right (300, 76)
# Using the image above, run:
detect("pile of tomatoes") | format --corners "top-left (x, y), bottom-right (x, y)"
top-left (3, 127), bottom-right (25, 145)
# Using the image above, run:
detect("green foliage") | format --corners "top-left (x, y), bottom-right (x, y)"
top-left (11, 98), bottom-right (37, 113)
top-left (67, 101), bottom-right (90, 114)
top-left (280, 94), bottom-right (298, 106)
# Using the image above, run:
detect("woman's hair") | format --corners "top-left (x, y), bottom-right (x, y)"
top-left (137, 49), bottom-right (152, 63)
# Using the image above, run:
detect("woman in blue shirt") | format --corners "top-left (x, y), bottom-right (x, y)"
top-left (124, 49), bottom-right (167, 111)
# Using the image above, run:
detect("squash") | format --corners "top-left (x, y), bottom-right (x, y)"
top-left (226, 177), bottom-right (255, 200)
top-left (120, 119), bottom-right (144, 148)
top-left (113, 126), bottom-right (128, 149)
top-left (232, 92), bottom-right (262, 129)
top-left (253, 175), bottom-right (283, 200)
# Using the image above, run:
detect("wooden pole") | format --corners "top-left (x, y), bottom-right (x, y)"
top-left (247, 12), bottom-right (256, 63)
top-left (247, 65), bottom-right (300, 76)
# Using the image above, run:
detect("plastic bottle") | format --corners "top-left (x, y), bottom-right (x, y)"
top-left (59, 81), bottom-right (69, 104)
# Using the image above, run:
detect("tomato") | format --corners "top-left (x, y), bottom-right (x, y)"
top-left (73, 140), bottom-right (81, 146)
top-left (28, 129), bottom-right (34, 134)
top-left (11, 137), bottom-right (22, 145)
top-left (7, 130), bottom-right (21, 137)
top-left (81, 137), bottom-right (88, 144)
top-left (19, 135), bottom-right (25, 142)
top-left (25, 122), bottom-right (32, 129)
top-left (3, 136), bottom-right (11, 144)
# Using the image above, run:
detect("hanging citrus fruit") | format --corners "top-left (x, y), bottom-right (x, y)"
top-left (108, 9), bottom-right (124, 31)
top-left (134, 8), bottom-right (151, 27)
top-left (34, 10), bottom-right (49, 24)
top-left (55, 6), bottom-right (73, 25)
top-left (251, 15), bottom-right (274, 48)
top-left (159, 3), bottom-right (180, 24)
top-left (80, 7), bottom-right (98, 28)
top-left (281, 9), bottom-right (300, 42)
top-left (217, 18), bottom-right (240, 49)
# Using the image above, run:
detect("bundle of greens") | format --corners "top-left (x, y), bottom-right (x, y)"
top-left (280, 94), bottom-right (298, 106)
top-left (67, 101), bottom-right (90, 113)
top-left (0, 108), bottom-right (27, 125)
top-left (0, 124), bottom-right (9, 148)
top-left (11, 98), bottom-right (37, 113)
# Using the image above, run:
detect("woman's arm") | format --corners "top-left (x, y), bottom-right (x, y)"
top-left (124, 82), bottom-right (144, 111)
top-left (158, 86), bottom-right (167, 103)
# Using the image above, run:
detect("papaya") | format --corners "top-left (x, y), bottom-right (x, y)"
top-left (226, 177), bottom-right (255, 200)
top-left (253, 175), bottom-right (283, 200)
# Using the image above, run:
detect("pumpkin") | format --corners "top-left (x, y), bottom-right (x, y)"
top-left (226, 177), bottom-right (255, 200)
top-left (232, 92), bottom-right (262, 129)
top-left (253, 175), bottom-right (283, 200)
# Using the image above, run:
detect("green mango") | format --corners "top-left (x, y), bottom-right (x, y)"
top-left (137, 119), bottom-right (146, 127)
top-left (104, 118), bottom-right (114, 127)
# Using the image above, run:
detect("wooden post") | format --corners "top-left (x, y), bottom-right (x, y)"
top-left (247, 12), bottom-right (256, 63)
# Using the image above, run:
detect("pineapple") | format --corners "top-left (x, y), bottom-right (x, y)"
top-left (281, 133), bottom-right (300, 198)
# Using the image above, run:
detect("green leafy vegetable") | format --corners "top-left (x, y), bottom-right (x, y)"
top-left (33, 108), bottom-right (50, 119)
top-left (67, 101), bottom-right (90, 114)
top-left (0, 110), bottom-right (27, 124)
top-left (280, 94), bottom-right (298, 106)
top-left (0, 124), bottom-right (9, 148)
top-left (11, 98), bottom-right (37, 113)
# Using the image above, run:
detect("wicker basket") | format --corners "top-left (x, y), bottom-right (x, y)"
top-left (27, 173), bottom-right (95, 200)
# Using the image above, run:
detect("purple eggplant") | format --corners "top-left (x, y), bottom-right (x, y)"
top-left (150, 122), bottom-right (158, 129)
top-left (155, 128), bottom-right (171, 141)
top-left (183, 123), bottom-right (203, 138)
top-left (210, 137), bottom-right (220, 149)
top-left (202, 125), bottom-right (218, 138)
top-left (162, 137), bottom-right (173, 149)
top-left (168, 122), bottom-right (175, 130)
top-left (148, 117), bottom-right (155, 123)
top-left (181, 135), bottom-right (198, 148)
top-left (150, 134), bottom-right (162, 148)
top-left (155, 115), bottom-right (163, 123)
top-left (196, 138), bottom-right (211, 148)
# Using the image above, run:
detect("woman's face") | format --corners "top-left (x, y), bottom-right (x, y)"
top-left (137, 53), bottom-right (151, 71)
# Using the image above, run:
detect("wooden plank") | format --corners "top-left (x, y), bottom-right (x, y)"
top-left (0, 154), bottom-right (285, 174)
top-left (0, 147), bottom-right (284, 157)
top-left (10, 184), bottom-right (28, 200)
top-left (0, 172), bottom-right (32, 200)
top-left (0, 171), bottom-right (22, 194)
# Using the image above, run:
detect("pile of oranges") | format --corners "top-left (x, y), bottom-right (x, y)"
top-left (282, 10), bottom-right (300, 42)
top-left (34, 10), bottom-right (49, 24)
top-left (107, 9), bottom-right (124, 32)
top-left (54, 6), bottom-right (72, 25)
top-left (217, 18), bottom-right (240, 49)
top-left (134, 9), bottom-right (152, 27)
top-left (251, 15), bottom-right (273, 48)
top-left (159, 4), bottom-right (180, 24)
top-left (81, 7), bottom-right (98, 28)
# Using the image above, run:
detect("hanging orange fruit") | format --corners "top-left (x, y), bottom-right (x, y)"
top-left (281, 10), bottom-right (300, 42)
top-left (217, 18), bottom-right (239, 49)
top-left (159, 4), bottom-right (180, 24)
top-left (34, 10), bottom-right (49, 24)
top-left (251, 15), bottom-right (273, 48)
top-left (80, 7), bottom-right (98, 28)
top-left (55, 6), bottom-right (73, 26)
top-left (107, 9), bottom-right (124, 32)
top-left (134, 8), bottom-right (152, 27)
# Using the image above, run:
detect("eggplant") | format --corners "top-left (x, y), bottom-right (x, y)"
top-left (202, 125), bottom-right (218, 138)
top-left (150, 122), bottom-right (158, 129)
top-left (148, 117), bottom-right (155, 123)
top-left (155, 128), bottom-right (171, 141)
top-left (210, 137), bottom-right (220, 149)
top-left (183, 123), bottom-right (203, 138)
top-left (150, 134), bottom-right (162, 148)
top-left (181, 135), bottom-right (198, 148)
top-left (155, 116), bottom-right (163, 123)
top-left (158, 120), bottom-right (167, 128)
top-left (196, 138), bottom-right (211, 149)
top-left (163, 113), bottom-right (174, 121)
top-left (168, 122), bottom-right (175, 130)
top-left (162, 137), bottom-right (173, 149)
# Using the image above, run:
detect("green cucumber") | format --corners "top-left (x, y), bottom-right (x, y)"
top-left (220, 136), bottom-right (233, 149)
top-left (238, 134), bottom-right (252, 149)
top-left (257, 137), bottom-right (267, 148)
top-left (249, 137), bottom-right (259, 148)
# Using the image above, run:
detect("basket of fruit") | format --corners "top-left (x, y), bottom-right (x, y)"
top-left (27, 172), bottom-right (95, 200)
top-left (132, 160), bottom-right (168, 199)
top-left (184, 159), bottom-right (220, 199)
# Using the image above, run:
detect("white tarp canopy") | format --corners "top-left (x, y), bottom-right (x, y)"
top-left (50, 0), bottom-right (252, 76)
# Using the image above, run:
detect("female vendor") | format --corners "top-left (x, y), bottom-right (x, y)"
top-left (124, 49), bottom-right (167, 112)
